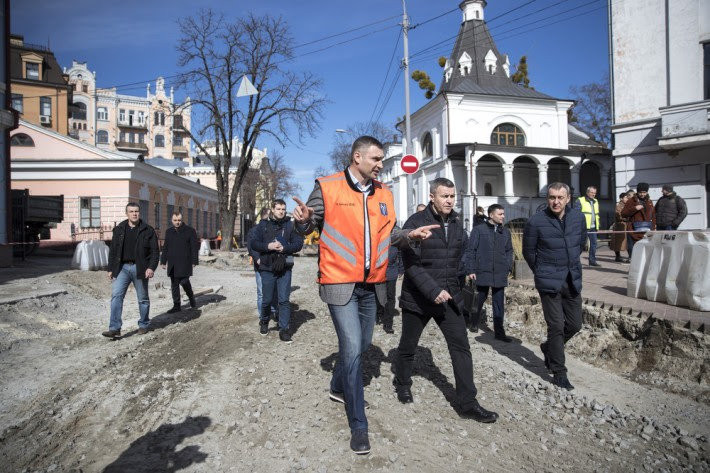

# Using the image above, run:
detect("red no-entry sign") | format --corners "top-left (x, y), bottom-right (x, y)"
top-left (400, 154), bottom-right (420, 174)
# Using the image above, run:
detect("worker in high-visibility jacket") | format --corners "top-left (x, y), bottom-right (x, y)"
top-left (292, 135), bottom-right (437, 456)
top-left (574, 186), bottom-right (600, 267)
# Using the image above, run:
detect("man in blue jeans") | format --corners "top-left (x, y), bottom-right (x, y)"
top-left (292, 135), bottom-right (437, 455)
top-left (247, 208), bottom-right (278, 321)
top-left (249, 199), bottom-right (303, 343)
top-left (103, 202), bottom-right (159, 338)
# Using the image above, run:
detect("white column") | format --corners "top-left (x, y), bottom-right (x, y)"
top-left (600, 168), bottom-right (610, 199)
top-left (503, 163), bottom-right (515, 197)
top-left (537, 163), bottom-right (549, 197)
top-left (432, 127), bottom-right (440, 160)
top-left (571, 165), bottom-right (581, 197)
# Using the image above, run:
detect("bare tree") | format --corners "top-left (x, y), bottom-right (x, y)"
top-left (326, 121), bottom-right (397, 173)
top-left (259, 150), bottom-right (301, 206)
top-left (569, 76), bottom-right (611, 147)
top-left (175, 10), bottom-right (326, 249)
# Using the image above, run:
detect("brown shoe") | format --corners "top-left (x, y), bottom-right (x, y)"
top-left (102, 329), bottom-right (121, 338)
top-left (137, 327), bottom-right (149, 335)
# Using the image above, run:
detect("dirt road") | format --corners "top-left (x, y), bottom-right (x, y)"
top-left (0, 253), bottom-right (708, 472)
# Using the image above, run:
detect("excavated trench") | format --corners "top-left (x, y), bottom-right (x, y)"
top-left (501, 285), bottom-right (710, 403)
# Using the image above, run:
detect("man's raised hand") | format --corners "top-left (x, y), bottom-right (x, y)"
top-left (292, 196), bottom-right (313, 223)
top-left (408, 224), bottom-right (439, 241)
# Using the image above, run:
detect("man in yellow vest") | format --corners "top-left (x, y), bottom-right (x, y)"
top-left (575, 186), bottom-right (601, 267)
top-left (292, 135), bottom-right (437, 455)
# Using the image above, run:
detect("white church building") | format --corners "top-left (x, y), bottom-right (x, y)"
top-left (382, 0), bottom-right (612, 228)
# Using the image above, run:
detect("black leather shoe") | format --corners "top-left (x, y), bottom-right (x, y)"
top-left (540, 342), bottom-right (551, 371)
top-left (101, 329), bottom-right (121, 338)
top-left (259, 322), bottom-right (269, 335)
top-left (461, 399), bottom-right (498, 423)
top-left (394, 383), bottom-right (414, 404)
top-left (552, 374), bottom-right (575, 391)
top-left (189, 297), bottom-right (197, 308)
top-left (167, 305), bottom-right (181, 314)
top-left (350, 429), bottom-right (370, 455)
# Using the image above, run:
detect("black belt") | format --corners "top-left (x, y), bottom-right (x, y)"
top-left (122, 260), bottom-right (135, 264)
top-left (355, 282), bottom-right (375, 289)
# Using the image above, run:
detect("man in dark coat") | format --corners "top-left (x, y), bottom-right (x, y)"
top-left (655, 184), bottom-right (687, 230)
top-left (523, 182), bottom-right (586, 390)
top-left (247, 208), bottom-right (277, 321)
top-left (393, 178), bottom-right (498, 423)
top-left (465, 204), bottom-right (513, 341)
top-left (375, 224), bottom-right (404, 334)
top-left (103, 202), bottom-right (159, 338)
top-left (249, 199), bottom-right (304, 343)
top-left (160, 211), bottom-right (199, 313)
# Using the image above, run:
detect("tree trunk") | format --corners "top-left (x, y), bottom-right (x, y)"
top-left (220, 211), bottom-right (236, 251)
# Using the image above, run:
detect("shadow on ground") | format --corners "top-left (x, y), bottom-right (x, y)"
top-left (287, 303), bottom-right (316, 335)
top-left (103, 416), bottom-right (211, 473)
top-left (474, 328), bottom-right (551, 382)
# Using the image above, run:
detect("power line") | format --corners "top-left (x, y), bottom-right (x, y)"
top-left (409, 7), bottom-right (459, 30)
top-left (374, 67), bottom-right (403, 126)
top-left (293, 14), bottom-right (401, 49)
top-left (367, 30), bottom-right (402, 128)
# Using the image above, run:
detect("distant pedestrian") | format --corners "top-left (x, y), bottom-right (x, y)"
top-left (160, 211), bottom-right (199, 313)
top-left (621, 182), bottom-right (655, 257)
top-left (249, 199), bottom-right (303, 343)
top-left (247, 208), bottom-right (278, 322)
top-left (655, 184), bottom-right (687, 230)
top-left (394, 178), bottom-right (498, 423)
top-left (523, 182), bottom-right (586, 391)
top-left (103, 203), bottom-right (159, 338)
top-left (573, 186), bottom-right (601, 267)
top-left (416, 203), bottom-right (427, 212)
top-left (292, 135), bottom-right (436, 455)
top-left (376, 225), bottom-right (404, 334)
top-left (472, 206), bottom-right (487, 227)
top-left (465, 204), bottom-right (513, 341)
top-left (611, 192), bottom-right (631, 263)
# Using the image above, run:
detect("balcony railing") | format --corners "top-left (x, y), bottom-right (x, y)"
top-left (658, 100), bottom-right (710, 149)
top-left (173, 145), bottom-right (188, 154)
top-left (115, 141), bottom-right (148, 151)
top-left (117, 120), bottom-right (147, 129)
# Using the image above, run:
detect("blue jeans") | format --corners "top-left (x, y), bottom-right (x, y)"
top-left (476, 285), bottom-right (505, 334)
top-left (109, 263), bottom-right (150, 331)
top-left (587, 231), bottom-right (598, 264)
top-left (328, 284), bottom-right (377, 433)
top-left (260, 269), bottom-right (292, 331)
top-left (255, 270), bottom-right (278, 318)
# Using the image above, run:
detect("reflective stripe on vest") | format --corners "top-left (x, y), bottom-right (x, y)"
top-left (317, 171), bottom-right (396, 284)
top-left (578, 197), bottom-right (600, 229)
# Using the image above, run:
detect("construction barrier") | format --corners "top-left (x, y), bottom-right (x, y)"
top-left (627, 231), bottom-right (710, 311)
top-left (71, 240), bottom-right (109, 271)
top-left (199, 239), bottom-right (212, 256)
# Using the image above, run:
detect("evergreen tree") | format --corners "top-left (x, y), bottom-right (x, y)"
top-left (511, 56), bottom-right (532, 89)
top-left (411, 70), bottom-right (436, 99)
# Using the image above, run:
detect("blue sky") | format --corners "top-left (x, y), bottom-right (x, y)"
top-left (13, 0), bottom-right (610, 205)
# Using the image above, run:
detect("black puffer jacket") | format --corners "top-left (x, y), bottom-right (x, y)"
top-left (655, 192), bottom-right (687, 228)
top-left (399, 204), bottom-right (465, 315)
top-left (108, 219), bottom-right (159, 279)
top-left (248, 216), bottom-right (303, 272)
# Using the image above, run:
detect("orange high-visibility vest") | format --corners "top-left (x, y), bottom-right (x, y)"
top-left (318, 171), bottom-right (396, 284)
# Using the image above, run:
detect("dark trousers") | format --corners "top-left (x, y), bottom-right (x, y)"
top-left (473, 286), bottom-right (505, 334)
top-left (587, 231), bottom-right (598, 264)
top-left (539, 278), bottom-right (582, 375)
top-left (395, 303), bottom-right (478, 411)
top-left (171, 276), bottom-right (194, 306)
top-left (376, 279), bottom-right (397, 328)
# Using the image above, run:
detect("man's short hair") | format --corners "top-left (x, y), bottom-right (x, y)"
top-left (350, 135), bottom-right (384, 162)
top-left (662, 184), bottom-right (673, 192)
top-left (172, 210), bottom-right (182, 217)
top-left (272, 198), bottom-right (286, 208)
top-left (547, 182), bottom-right (570, 197)
top-left (586, 186), bottom-right (597, 193)
top-left (259, 207), bottom-right (270, 219)
top-left (476, 206), bottom-right (484, 213)
top-left (619, 192), bottom-right (628, 200)
top-left (487, 204), bottom-right (504, 215)
top-left (416, 204), bottom-right (427, 211)
top-left (429, 177), bottom-right (455, 194)
top-left (125, 202), bottom-right (139, 212)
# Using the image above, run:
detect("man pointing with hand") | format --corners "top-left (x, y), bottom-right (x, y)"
top-left (293, 135), bottom-right (437, 455)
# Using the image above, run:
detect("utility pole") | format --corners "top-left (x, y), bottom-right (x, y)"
top-left (402, 0), bottom-right (411, 155)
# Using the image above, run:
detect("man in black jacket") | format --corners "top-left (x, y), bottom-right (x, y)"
top-left (249, 199), bottom-right (304, 343)
top-left (393, 178), bottom-right (498, 423)
top-left (247, 208), bottom-right (278, 321)
top-left (655, 184), bottom-right (687, 230)
top-left (103, 202), bottom-right (159, 338)
top-left (160, 211), bottom-right (199, 313)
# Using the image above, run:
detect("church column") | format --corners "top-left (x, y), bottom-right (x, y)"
top-left (570, 164), bottom-right (581, 197)
top-left (600, 168), bottom-right (610, 199)
top-left (537, 163), bottom-right (549, 197)
top-left (503, 163), bottom-right (514, 197)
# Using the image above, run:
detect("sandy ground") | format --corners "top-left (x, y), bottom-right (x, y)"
top-left (0, 252), bottom-right (708, 472)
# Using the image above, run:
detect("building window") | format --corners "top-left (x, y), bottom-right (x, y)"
top-left (154, 202), bottom-right (161, 230)
top-left (97, 107), bottom-right (108, 121)
top-left (174, 115), bottom-right (183, 128)
top-left (11, 94), bottom-right (23, 114)
top-left (139, 200), bottom-right (149, 222)
top-left (128, 132), bottom-right (135, 143)
top-left (82, 84), bottom-right (88, 93)
top-left (188, 208), bottom-right (193, 226)
top-left (138, 111), bottom-right (145, 125)
top-left (421, 132), bottom-right (433, 159)
top-left (10, 133), bottom-right (35, 146)
top-left (71, 102), bottom-right (87, 120)
top-left (119, 131), bottom-right (126, 142)
top-left (40, 97), bottom-right (51, 117)
top-left (128, 110), bottom-right (135, 125)
top-left (154, 112), bottom-right (165, 126)
top-left (26, 62), bottom-right (39, 80)
top-left (119, 109), bottom-right (126, 123)
top-left (491, 123), bottom-right (525, 146)
top-left (173, 133), bottom-right (182, 146)
top-left (138, 133), bottom-right (145, 144)
top-left (155, 134), bottom-right (165, 147)
top-left (97, 130), bottom-right (109, 144)
top-left (80, 197), bottom-right (101, 228)
top-left (704, 42), bottom-right (710, 100)
top-left (484, 183), bottom-right (493, 196)
top-left (166, 204), bottom-right (174, 229)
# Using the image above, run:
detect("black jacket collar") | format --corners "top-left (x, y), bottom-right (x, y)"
top-left (426, 202), bottom-right (458, 223)
top-left (119, 219), bottom-right (146, 232)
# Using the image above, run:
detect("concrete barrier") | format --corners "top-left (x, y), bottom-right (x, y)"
top-left (684, 232), bottom-right (710, 311)
top-left (71, 240), bottom-right (109, 271)
top-left (627, 235), bottom-right (656, 299)
top-left (199, 239), bottom-right (212, 256)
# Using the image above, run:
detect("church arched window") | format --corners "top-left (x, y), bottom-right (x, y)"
top-left (491, 123), bottom-right (525, 147)
top-left (421, 132), bottom-right (433, 159)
